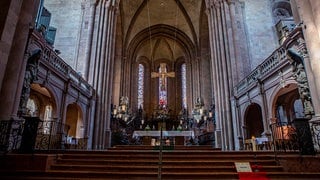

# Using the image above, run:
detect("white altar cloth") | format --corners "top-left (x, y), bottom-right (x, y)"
top-left (255, 137), bottom-right (269, 145)
top-left (133, 130), bottom-right (194, 138)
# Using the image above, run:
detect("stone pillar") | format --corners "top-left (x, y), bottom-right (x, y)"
top-left (83, 0), bottom-right (98, 80)
top-left (0, 1), bottom-right (19, 91)
top-left (88, 0), bottom-right (118, 149)
top-left (228, 0), bottom-right (250, 81)
top-left (258, 79), bottom-right (271, 137)
top-left (206, 0), bottom-right (236, 150)
top-left (87, 94), bottom-right (96, 149)
top-left (194, 57), bottom-right (201, 99)
top-left (216, 1), bottom-right (228, 150)
top-left (206, 0), bottom-right (222, 149)
top-left (294, 0), bottom-right (320, 121)
top-left (0, 0), bottom-right (40, 120)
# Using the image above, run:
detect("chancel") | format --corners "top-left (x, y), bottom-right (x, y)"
top-left (1, 0), bottom-right (320, 179)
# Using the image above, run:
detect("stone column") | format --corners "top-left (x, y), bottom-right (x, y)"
top-left (294, 0), bottom-right (320, 121)
top-left (206, 0), bottom-right (222, 149)
top-left (194, 57), bottom-right (201, 99)
top-left (0, 0), bottom-right (40, 120)
top-left (215, 1), bottom-right (227, 150)
top-left (103, 0), bottom-right (118, 149)
top-left (88, 0), bottom-right (118, 149)
top-left (228, 0), bottom-right (250, 81)
top-left (206, 0), bottom-right (236, 150)
top-left (0, 1), bottom-right (20, 91)
top-left (258, 79), bottom-right (271, 137)
top-left (84, 0), bottom-right (98, 79)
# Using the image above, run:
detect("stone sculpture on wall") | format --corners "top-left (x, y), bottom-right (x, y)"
top-left (18, 49), bottom-right (42, 116)
top-left (287, 48), bottom-right (314, 118)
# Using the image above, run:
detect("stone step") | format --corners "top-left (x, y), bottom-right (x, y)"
top-left (59, 152), bottom-right (275, 159)
top-left (2, 170), bottom-right (320, 180)
top-left (112, 145), bottom-right (219, 150)
top-left (55, 158), bottom-right (278, 166)
top-left (1, 146), bottom-right (319, 180)
top-left (50, 164), bottom-right (283, 173)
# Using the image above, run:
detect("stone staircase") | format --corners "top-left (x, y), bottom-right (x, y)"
top-left (0, 145), bottom-right (319, 179)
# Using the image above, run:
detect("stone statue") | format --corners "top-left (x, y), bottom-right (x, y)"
top-left (287, 48), bottom-right (314, 117)
top-left (18, 49), bottom-right (42, 116)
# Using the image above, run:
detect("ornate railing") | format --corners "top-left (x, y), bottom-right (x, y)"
top-left (0, 120), bottom-right (24, 154)
top-left (35, 119), bottom-right (70, 150)
top-left (311, 121), bottom-right (320, 151)
top-left (0, 118), bottom-right (89, 153)
top-left (270, 122), bottom-right (299, 152)
top-left (35, 119), bottom-right (88, 150)
top-left (270, 120), bottom-right (316, 155)
top-left (235, 46), bottom-right (288, 94)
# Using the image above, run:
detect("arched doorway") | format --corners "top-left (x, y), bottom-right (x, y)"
top-left (269, 84), bottom-right (305, 152)
top-left (28, 83), bottom-right (59, 150)
top-left (66, 103), bottom-right (83, 139)
top-left (244, 103), bottom-right (264, 139)
top-left (29, 83), bottom-right (56, 120)
top-left (272, 84), bottom-right (301, 124)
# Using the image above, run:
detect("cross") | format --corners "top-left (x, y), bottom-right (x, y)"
top-left (151, 63), bottom-right (175, 91)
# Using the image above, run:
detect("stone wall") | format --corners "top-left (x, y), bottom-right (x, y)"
top-left (310, 0), bottom-right (320, 36)
top-left (44, 0), bottom-right (83, 71)
top-left (279, 156), bottom-right (320, 172)
top-left (241, 0), bottom-right (278, 70)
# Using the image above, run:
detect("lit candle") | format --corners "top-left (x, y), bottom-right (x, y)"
top-left (122, 105), bottom-right (126, 111)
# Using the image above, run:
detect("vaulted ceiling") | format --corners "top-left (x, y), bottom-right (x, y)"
top-left (119, 0), bottom-right (206, 62)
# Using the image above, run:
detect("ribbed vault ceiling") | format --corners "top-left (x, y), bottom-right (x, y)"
top-left (120, 0), bottom-right (204, 62)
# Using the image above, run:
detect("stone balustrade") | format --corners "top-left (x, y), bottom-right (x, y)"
top-left (234, 27), bottom-right (302, 95)
top-left (30, 30), bottom-right (93, 96)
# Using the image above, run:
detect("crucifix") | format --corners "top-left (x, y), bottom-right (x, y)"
top-left (151, 63), bottom-right (175, 91)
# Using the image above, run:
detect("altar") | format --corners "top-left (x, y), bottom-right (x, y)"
top-left (133, 130), bottom-right (194, 146)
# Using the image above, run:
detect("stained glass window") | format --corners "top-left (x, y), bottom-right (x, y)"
top-left (138, 64), bottom-right (144, 108)
top-left (181, 63), bottom-right (187, 108)
top-left (159, 64), bottom-right (167, 106)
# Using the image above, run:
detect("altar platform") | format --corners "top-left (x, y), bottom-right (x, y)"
top-left (133, 130), bottom-right (194, 146)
